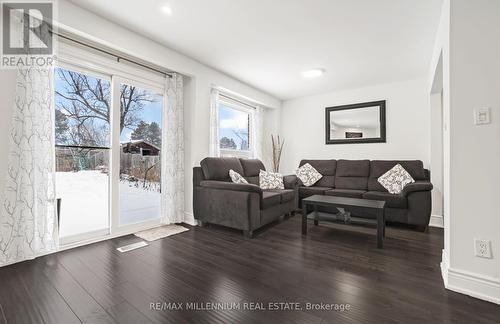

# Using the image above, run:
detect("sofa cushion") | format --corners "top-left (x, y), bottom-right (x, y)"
top-left (240, 158), bottom-right (266, 177)
top-left (229, 169), bottom-right (248, 184)
top-left (259, 170), bottom-right (284, 189)
top-left (299, 186), bottom-right (332, 199)
top-left (335, 177), bottom-right (369, 190)
top-left (299, 159), bottom-right (336, 187)
top-left (378, 164), bottom-right (415, 194)
top-left (363, 191), bottom-right (408, 209)
top-left (200, 157), bottom-right (244, 181)
top-left (279, 189), bottom-right (295, 203)
top-left (325, 189), bottom-right (366, 198)
top-left (245, 176), bottom-right (259, 185)
top-left (336, 159), bottom-right (370, 177)
top-left (266, 189), bottom-right (295, 203)
top-left (335, 160), bottom-right (370, 190)
top-left (296, 163), bottom-right (323, 187)
top-left (261, 191), bottom-right (282, 209)
top-left (368, 160), bottom-right (426, 191)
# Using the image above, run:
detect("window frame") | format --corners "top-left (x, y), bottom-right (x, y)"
top-left (217, 95), bottom-right (256, 159)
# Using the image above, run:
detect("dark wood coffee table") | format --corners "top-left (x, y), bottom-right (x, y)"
top-left (301, 195), bottom-right (386, 248)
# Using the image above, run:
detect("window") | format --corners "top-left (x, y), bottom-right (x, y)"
top-left (218, 95), bottom-right (255, 158)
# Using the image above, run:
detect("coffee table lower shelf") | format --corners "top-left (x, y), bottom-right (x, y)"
top-left (301, 195), bottom-right (386, 249)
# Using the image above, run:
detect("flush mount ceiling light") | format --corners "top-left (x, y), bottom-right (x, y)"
top-left (301, 68), bottom-right (325, 78)
top-left (161, 5), bottom-right (173, 15)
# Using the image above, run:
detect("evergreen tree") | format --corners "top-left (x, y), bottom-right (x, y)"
top-left (130, 121), bottom-right (162, 146)
top-left (55, 109), bottom-right (69, 144)
top-left (220, 137), bottom-right (237, 149)
top-left (148, 122), bottom-right (162, 146)
top-left (131, 121), bottom-right (150, 141)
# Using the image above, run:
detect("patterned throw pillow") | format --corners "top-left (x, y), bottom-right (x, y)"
top-left (229, 169), bottom-right (248, 184)
top-left (378, 164), bottom-right (415, 194)
top-left (259, 170), bottom-right (284, 190)
top-left (295, 163), bottom-right (323, 187)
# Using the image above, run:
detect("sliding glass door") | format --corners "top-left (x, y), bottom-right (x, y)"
top-left (118, 81), bottom-right (164, 226)
top-left (55, 66), bottom-right (111, 241)
top-left (54, 46), bottom-right (166, 245)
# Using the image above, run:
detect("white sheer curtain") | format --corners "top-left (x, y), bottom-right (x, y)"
top-left (162, 73), bottom-right (185, 224)
top-left (0, 67), bottom-right (58, 266)
top-left (209, 88), bottom-right (220, 157)
top-left (253, 106), bottom-right (264, 159)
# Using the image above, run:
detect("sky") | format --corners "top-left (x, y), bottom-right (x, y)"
top-left (218, 104), bottom-right (249, 150)
top-left (120, 95), bottom-right (162, 143)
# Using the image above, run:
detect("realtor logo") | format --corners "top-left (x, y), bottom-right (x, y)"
top-left (1, 1), bottom-right (55, 68)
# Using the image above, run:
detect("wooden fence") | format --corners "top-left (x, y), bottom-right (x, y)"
top-left (56, 147), bottom-right (161, 183)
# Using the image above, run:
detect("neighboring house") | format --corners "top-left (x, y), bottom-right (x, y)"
top-left (121, 140), bottom-right (160, 156)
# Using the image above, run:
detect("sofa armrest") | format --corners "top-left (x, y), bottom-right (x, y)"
top-left (403, 181), bottom-right (433, 195)
top-left (200, 180), bottom-right (263, 195)
top-left (283, 175), bottom-right (298, 189)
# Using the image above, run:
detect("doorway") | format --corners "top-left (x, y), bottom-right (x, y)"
top-left (430, 53), bottom-right (444, 226)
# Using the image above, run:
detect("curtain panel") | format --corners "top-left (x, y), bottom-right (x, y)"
top-left (0, 67), bottom-right (58, 266)
top-left (253, 106), bottom-right (264, 159)
top-left (162, 73), bottom-right (185, 224)
top-left (209, 88), bottom-right (220, 157)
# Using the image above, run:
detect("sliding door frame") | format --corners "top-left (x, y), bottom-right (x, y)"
top-left (111, 76), bottom-right (165, 233)
top-left (57, 41), bottom-right (167, 247)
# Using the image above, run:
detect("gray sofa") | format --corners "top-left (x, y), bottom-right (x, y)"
top-left (193, 157), bottom-right (297, 238)
top-left (296, 159), bottom-right (433, 230)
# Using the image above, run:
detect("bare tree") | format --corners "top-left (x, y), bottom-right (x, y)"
top-left (55, 69), bottom-right (156, 146)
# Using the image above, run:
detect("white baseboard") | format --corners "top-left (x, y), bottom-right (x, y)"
top-left (441, 256), bottom-right (500, 305)
top-left (429, 214), bottom-right (444, 228)
top-left (440, 249), bottom-right (449, 286)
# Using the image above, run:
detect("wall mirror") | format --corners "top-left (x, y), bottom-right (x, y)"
top-left (325, 100), bottom-right (386, 144)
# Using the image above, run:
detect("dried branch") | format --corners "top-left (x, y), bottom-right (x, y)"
top-left (271, 134), bottom-right (284, 173)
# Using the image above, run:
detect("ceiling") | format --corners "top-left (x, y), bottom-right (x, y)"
top-left (67, 0), bottom-right (443, 100)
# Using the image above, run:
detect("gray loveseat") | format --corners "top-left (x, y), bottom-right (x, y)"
top-left (193, 157), bottom-right (297, 238)
top-left (296, 159), bottom-right (433, 230)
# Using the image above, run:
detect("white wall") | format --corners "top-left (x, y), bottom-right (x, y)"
top-left (262, 107), bottom-right (282, 169)
top-left (0, 0), bottom-right (282, 223)
top-left (430, 0), bottom-right (500, 304)
top-left (449, 0), bottom-right (500, 299)
top-left (280, 78), bottom-right (430, 174)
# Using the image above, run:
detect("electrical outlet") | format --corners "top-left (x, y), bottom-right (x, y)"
top-left (474, 239), bottom-right (492, 259)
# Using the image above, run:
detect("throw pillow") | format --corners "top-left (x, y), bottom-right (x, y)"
top-left (259, 170), bottom-right (284, 190)
top-left (295, 163), bottom-right (323, 187)
top-left (378, 164), bottom-right (415, 194)
top-left (229, 169), bottom-right (248, 184)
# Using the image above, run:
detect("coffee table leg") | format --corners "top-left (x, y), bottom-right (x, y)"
top-left (313, 205), bottom-right (319, 225)
top-left (377, 210), bottom-right (384, 249)
top-left (383, 209), bottom-right (386, 238)
top-left (302, 202), bottom-right (307, 235)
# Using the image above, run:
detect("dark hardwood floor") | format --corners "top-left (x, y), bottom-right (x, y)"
top-left (0, 215), bottom-right (499, 324)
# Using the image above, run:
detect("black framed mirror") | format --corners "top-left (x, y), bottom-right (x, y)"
top-left (325, 100), bottom-right (386, 144)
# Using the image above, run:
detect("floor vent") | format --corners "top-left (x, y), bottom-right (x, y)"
top-left (116, 241), bottom-right (149, 253)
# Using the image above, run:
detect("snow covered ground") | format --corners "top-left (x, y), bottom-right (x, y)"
top-left (119, 179), bottom-right (161, 225)
top-left (56, 171), bottom-right (160, 238)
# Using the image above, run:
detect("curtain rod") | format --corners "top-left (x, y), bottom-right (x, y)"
top-left (219, 92), bottom-right (258, 110)
top-left (53, 32), bottom-right (173, 78)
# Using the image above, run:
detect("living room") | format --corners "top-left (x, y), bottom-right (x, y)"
top-left (0, 0), bottom-right (499, 323)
